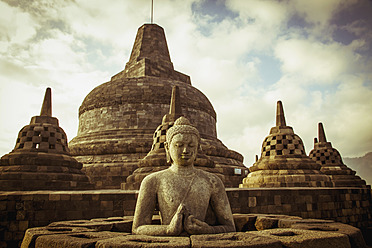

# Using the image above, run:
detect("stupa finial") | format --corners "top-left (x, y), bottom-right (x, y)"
top-left (169, 86), bottom-right (182, 116)
top-left (162, 85), bottom-right (183, 124)
top-left (151, 0), bottom-right (154, 24)
top-left (40, 87), bottom-right (52, 117)
top-left (276, 101), bottom-right (286, 127)
top-left (318, 122), bottom-right (327, 142)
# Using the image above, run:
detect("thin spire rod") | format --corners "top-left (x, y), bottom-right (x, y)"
top-left (276, 100), bottom-right (286, 127)
top-left (151, 0), bottom-right (154, 24)
top-left (318, 122), bottom-right (327, 142)
top-left (40, 87), bottom-right (52, 117)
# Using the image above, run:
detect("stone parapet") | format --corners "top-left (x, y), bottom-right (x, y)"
top-left (1, 187), bottom-right (371, 247)
top-left (226, 187), bottom-right (372, 229)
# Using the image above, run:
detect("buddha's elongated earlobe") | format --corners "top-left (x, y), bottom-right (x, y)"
top-left (198, 143), bottom-right (202, 153)
top-left (165, 142), bottom-right (172, 164)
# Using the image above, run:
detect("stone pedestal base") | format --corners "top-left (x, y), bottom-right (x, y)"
top-left (21, 214), bottom-right (366, 248)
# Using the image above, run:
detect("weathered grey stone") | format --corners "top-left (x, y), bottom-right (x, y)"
top-left (21, 226), bottom-right (93, 248)
top-left (291, 222), bottom-right (367, 248)
top-left (20, 214), bottom-right (368, 248)
top-left (35, 231), bottom-right (126, 248)
top-left (48, 219), bottom-right (114, 231)
top-left (132, 117), bottom-right (235, 236)
top-left (255, 216), bottom-right (279, 230)
top-left (250, 228), bottom-right (351, 248)
top-left (240, 101), bottom-right (333, 188)
top-left (233, 214), bottom-right (257, 232)
top-left (309, 123), bottom-right (369, 188)
top-left (278, 218), bottom-right (334, 228)
top-left (0, 88), bottom-right (93, 191)
top-left (190, 232), bottom-right (282, 248)
top-left (255, 214), bottom-right (303, 230)
top-left (96, 235), bottom-right (190, 248)
top-left (48, 218), bottom-right (135, 232)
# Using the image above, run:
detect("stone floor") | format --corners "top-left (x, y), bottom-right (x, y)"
top-left (21, 213), bottom-right (368, 248)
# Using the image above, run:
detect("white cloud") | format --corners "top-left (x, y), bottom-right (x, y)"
top-left (227, 0), bottom-right (290, 28)
top-left (0, 1), bottom-right (39, 44)
top-left (0, 0), bottom-right (371, 185)
top-left (0, 1), bottom-right (39, 54)
top-left (274, 38), bottom-right (358, 84)
top-left (292, 0), bottom-right (344, 24)
top-left (324, 77), bottom-right (372, 156)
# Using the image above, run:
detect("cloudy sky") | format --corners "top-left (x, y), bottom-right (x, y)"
top-left (1, 0), bottom-right (371, 181)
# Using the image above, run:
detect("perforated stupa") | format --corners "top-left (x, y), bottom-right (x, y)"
top-left (240, 101), bottom-right (333, 188)
top-left (0, 88), bottom-right (92, 190)
top-left (309, 123), bottom-right (369, 188)
top-left (122, 86), bottom-right (220, 189)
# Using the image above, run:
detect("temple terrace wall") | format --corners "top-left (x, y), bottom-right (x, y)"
top-left (0, 187), bottom-right (371, 247)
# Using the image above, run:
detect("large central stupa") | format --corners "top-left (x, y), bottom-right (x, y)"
top-left (69, 24), bottom-right (247, 189)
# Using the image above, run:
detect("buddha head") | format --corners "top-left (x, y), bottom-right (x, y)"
top-left (165, 117), bottom-right (200, 167)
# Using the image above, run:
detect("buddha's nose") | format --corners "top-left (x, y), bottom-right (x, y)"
top-left (183, 146), bottom-right (189, 153)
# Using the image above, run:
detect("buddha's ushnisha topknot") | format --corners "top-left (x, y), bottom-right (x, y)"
top-left (166, 117), bottom-right (200, 144)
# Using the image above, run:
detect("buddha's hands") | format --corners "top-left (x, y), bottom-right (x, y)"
top-left (184, 214), bottom-right (212, 235)
top-left (166, 204), bottom-right (186, 236)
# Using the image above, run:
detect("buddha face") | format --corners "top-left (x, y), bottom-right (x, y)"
top-left (166, 133), bottom-right (198, 167)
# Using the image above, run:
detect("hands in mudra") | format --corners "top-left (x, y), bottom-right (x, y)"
top-left (167, 204), bottom-right (212, 236)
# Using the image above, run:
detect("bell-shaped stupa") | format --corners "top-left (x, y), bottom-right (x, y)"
top-left (69, 24), bottom-right (247, 189)
top-left (0, 88), bottom-right (93, 190)
top-left (122, 86), bottom-right (221, 189)
top-left (240, 101), bottom-right (333, 188)
top-left (309, 123), bottom-right (369, 188)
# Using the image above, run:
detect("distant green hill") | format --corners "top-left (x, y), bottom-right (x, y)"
top-left (343, 152), bottom-right (372, 186)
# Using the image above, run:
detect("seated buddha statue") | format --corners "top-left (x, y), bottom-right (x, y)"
top-left (132, 116), bottom-right (235, 236)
